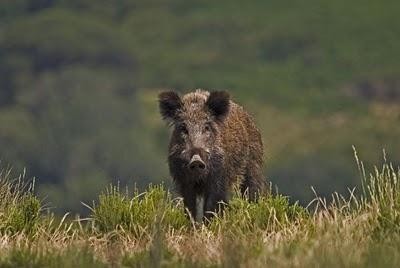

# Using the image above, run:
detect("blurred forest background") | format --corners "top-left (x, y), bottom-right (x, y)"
top-left (0, 0), bottom-right (399, 214)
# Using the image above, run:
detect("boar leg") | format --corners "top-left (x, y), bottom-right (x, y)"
top-left (195, 195), bottom-right (205, 223)
top-left (241, 163), bottom-right (265, 201)
top-left (204, 190), bottom-right (227, 221)
top-left (181, 188), bottom-right (197, 222)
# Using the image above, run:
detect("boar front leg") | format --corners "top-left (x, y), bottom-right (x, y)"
top-left (180, 188), bottom-right (197, 222)
top-left (204, 189), bottom-right (227, 222)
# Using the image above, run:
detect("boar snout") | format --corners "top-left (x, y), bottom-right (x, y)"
top-left (189, 154), bottom-right (206, 171)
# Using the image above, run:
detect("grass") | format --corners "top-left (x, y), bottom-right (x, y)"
top-left (0, 169), bottom-right (41, 236)
top-left (0, 151), bottom-right (399, 267)
top-left (3, 0), bottom-right (400, 214)
top-left (88, 184), bottom-right (189, 235)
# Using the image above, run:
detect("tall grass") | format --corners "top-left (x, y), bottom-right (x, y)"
top-left (0, 151), bottom-right (399, 267)
top-left (355, 148), bottom-right (400, 236)
top-left (0, 169), bottom-right (41, 236)
top-left (88, 184), bottom-right (189, 235)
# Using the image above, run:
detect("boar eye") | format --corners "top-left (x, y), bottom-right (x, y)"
top-left (204, 123), bottom-right (212, 133)
top-left (177, 124), bottom-right (188, 135)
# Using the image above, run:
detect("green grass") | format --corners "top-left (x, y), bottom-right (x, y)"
top-left (0, 170), bottom-right (41, 236)
top-left (88, 184), bottom-right (189, 235)
top-left (1, 0), bottom-right (400, 213)
top-left (0, 246), bottom-right (105, 268)
top-left (0, 152), bottom-right (399, 267)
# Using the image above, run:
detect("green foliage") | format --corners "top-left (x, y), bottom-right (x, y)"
top-left (356, 153), bottom-right (400, 237)
top-left (4, 194), bottom-right (41, 235)
top-left (0, 155), bottom-right (399, 267)
top-left (90, 184), bottom-right (189, 234)
top-left (0, 0), bottom-right (400, 215)
top-left (0, 171), bottom-right (41, 235)
top-left (210, 191), bottom-right (308, 233)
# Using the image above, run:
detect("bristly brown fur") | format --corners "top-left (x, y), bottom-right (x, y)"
top-left (159, 89), bottom-right (265, 222)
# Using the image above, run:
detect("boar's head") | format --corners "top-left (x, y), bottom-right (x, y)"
top-left (159, 90), bottom-right (230, 179)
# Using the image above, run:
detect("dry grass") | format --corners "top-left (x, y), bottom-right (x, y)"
top-left (0, 151), bottom-right (399, 267)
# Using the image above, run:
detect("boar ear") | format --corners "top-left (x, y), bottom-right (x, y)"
top-left (159, 91), bottom-right (182, 121)
top-left (206, 91), bottom-right (230, 120)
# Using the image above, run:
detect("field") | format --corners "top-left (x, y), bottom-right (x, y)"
top-left (1, 151), bottom-right (399, 267)
top-left (1, 0), bottom-right (400, 213)
top-left (1, 1), bottom-right (399, 267)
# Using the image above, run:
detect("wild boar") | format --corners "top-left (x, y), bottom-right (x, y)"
top-left (159, 89), bottom-right (265, 222)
